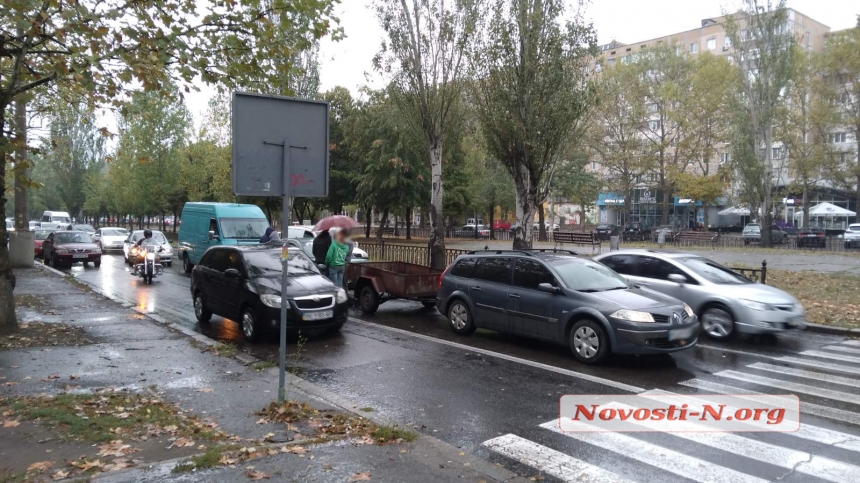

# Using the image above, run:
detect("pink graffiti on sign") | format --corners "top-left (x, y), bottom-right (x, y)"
top-left (290, 174), bottom-right (313, 187)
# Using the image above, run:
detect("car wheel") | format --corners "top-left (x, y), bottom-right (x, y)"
top-left (94, 259), bottom-right (101, 268)
top-left (48, 254), bottom-right (57, 268)
top-left (358, 285), bottom-right (380, 314)
top-left (569, 319), bottom-right (610, 364)
top-left (183, 254), bottom-right (193, 274)
top-left (194, 292), bottom-right (212, 323)
top-left (447, 300), bottom-right (476, 335)
top-left (700, 305), bottom-right (735, 340)
top-left (241, 306), bottom-right (261, 342)
top-left (99, 242), bottom-right (105, 254)
top-left (83, 261), bottom-right (89, 267)
top-left (165, 261), bottom-right (172, 268)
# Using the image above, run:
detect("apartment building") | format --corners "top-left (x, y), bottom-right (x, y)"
top-left (584, 8), bottom-right (857, 229)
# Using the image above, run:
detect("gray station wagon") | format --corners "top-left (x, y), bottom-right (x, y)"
top-left (437, 250), bottom-right (699, 364)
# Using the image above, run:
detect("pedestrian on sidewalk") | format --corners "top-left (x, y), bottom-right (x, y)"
top-left (325, 227), bottom-right (348, 288)
top-left (260, 226), bottom-right (275, 243)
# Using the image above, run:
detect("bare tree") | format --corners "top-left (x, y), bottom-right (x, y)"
top-left (373, 0), bottom-right (483, 268)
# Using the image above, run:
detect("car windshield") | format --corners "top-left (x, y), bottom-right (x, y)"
top-left (551, 258), bottom-right (629, 292)
top-left (35, 230), bottom-right (51, 240)
top-left (55, 232), bottom-right (92, 244)
top-left (287, 227), bottom-right (314, 239)
top-left (220, 218), bottom-right (270, 239)
top-left (133, 232), bottom-right (167, 244)
top-left (675, 257), bottom-right (751, 284)
top-left (744, 225), bottom-right (760, 232)
top-left (74, 224), bottom-right (94, 232)
top-left (102, 229), bottom-right (128, 236)
top-left (244, 249), bottom-right (319, 277)
top-left (53, 216), bottom-right (71, 223)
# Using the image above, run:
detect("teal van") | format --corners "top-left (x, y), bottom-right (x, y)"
top-left (178, 202), bottom-right (270, 272)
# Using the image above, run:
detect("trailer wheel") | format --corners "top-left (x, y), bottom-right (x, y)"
top-left (358, 285), bottom-right (380, 314)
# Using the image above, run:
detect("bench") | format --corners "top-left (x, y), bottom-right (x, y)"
top-left (553, 232), bottom-right (601, 254)
top-left (675, 230), bottom-right (719, 249)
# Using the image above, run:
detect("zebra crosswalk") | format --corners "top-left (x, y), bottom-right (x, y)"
top-left (482, 337), bottom-right (860, 483)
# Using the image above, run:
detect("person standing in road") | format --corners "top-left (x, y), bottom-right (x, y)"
top-left (313, 229), bottom-right (332, 264)
top-left (325, 227), bottom-right (348, 288)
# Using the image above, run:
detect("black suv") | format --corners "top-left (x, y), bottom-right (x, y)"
top-left (437, 250), bottom-right (699, 364)
top-left (623, 222), bottom-right (650, 241)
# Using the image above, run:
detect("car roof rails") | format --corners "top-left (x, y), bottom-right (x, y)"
top-left (527, 248), bottom-right (579, 256)
top-left (465, 249), bottom-right (536, 257)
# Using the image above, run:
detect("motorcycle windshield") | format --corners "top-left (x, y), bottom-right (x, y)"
top-left (139, 240), bottom-right (161, 252)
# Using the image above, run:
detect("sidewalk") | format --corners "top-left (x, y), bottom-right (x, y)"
top-left (1, 266), bottom-right (523, 483)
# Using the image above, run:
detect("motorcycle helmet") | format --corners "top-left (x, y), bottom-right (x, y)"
top-left (143, 229), bottom-right (152, 238)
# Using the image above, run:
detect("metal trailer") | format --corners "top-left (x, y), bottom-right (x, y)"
top-left (346, 262), bottom-right (443, 314)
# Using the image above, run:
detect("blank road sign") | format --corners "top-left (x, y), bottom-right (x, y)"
top-left (232, 92), bottom-right (329, 197)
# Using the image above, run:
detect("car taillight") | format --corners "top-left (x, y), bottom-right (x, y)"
top-left (817, 233), bottom-right (825, 237)
top-left (439, 263), bottom-right (453, 289)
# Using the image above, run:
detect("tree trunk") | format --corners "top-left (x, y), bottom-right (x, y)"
top-left (365, 205), bottom-right (372, 238)
top-left (661, 193), bottom-right (669, 225)
top-left (512, 163), bottom-right (535, 249)
top-left (538, 205), bottom-right (547, 242)
top-left (489, 204), bottom-right (495, 240)
top-left (406, 207), bottom-right (412, 240)
top-left (394, 215), bottom-right (399, 237)
top-left (0, 110), bottom-right (19, 335)
top-left (376, 209), bottom-right (389, 242)
top-left (13, 97), bottom-right (28, 231)
top-left (762, 125), bottom-right (774, 248)
top-left (428, 136), bottom-right (446, 269)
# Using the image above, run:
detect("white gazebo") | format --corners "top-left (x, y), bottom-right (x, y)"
top-left (794, 202), bottom-right (856, 229)
top-left (717, 206), bottom-right (751, 216)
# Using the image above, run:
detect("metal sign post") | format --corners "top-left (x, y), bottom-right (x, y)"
top-left (232, 92), bottom-right (329, 404)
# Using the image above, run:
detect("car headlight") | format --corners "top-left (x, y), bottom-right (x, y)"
top-left (56, 249), bottom-right (69, 255)
top-left (610, 309), bottom-right (655, 323)
top-left (336, 288), bottom-right (347, 304)
top-left (260, 294), bottom-right (282, 308)
top-left (740, 299), bottom-right (770, 311)
top-left (684, 303), bottom-right (694, 317)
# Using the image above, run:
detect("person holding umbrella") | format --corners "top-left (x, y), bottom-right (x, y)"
top-left (325, 227), bottom-right (349, 288)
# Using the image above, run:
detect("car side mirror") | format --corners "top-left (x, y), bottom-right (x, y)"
top-left (668, 273), bottom-right (687, 284)
top-left (224, 268), bottom-right (240, 279)
top-left (316, 263), bottom-right (328, 272)
top-left (537, 282), bottom-right (561, 294)
top-left (208, 231), bottom-right (219, 241)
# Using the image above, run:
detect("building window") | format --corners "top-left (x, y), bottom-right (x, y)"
top-left (607, 58), bottom-right (616, 66)
top-left (592, 161), bottom-right (597, 170)
top-left (690, 42), bottom-right (699, 53)
top-left (720, 153), bottom-right (730, 165)
top-left (649, 120), bottom-right (662, 132)
top-left (806, 32), bottom-right (811, 48)
top-left (830, 132), bottom-right (847, 143)
top-left (707, 38), bottom-right (716, 50)
top-left (772, 147), bottom-right (783, 159)
top-left (724, 36), bottom-right (732, 48)
top-left (647, 103), bottom-right (658, 114)
top-left (840, 153), bottom-right (849, 165)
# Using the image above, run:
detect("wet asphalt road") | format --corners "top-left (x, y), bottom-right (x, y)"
top-left (63, 253), bottom-right (860, 483)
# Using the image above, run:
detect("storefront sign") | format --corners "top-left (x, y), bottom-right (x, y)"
top-left (639, 189), bottom-right (657, 204)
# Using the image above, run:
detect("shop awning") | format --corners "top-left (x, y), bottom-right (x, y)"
top-left (597, 192), bottom-right (625, 206)
top-left (718, 206), bottom-right (750, 216)
top-left (795, 202), bottom-right (856, 218)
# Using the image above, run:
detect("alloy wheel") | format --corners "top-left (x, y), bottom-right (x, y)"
top-left (573, 326), bottom-right (600, 359)
top-left (242, 310), bottom-right (255, 339)
top-left (450, 303), bottom-right (468, 330)
top-left (701, 308), bottom-right (734, 338)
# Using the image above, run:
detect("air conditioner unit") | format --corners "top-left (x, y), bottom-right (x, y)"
top-left (722, 46), bottom-right (729, 51)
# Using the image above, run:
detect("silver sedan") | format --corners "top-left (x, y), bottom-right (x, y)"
top-left (595, 250), bottom-right (806, 340)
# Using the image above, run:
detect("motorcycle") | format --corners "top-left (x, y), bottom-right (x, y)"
top-left (132, 242), bottom-right (163, 284)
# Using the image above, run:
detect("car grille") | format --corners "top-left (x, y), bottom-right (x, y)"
top-left (293, 295), bottom-right (334, 309)
top-left (68, 248), bottom-right (89, 253)
top-left (652, 314), bottom-right (670, 324)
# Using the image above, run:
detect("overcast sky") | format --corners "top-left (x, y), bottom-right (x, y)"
top-left (179, 0), bottom-right (859, 128)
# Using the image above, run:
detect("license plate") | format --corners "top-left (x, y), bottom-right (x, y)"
top-left (668, 326), bottom-right (697, 341)
top-left (302, 310), bottom-right (333, 321)
top-left (73, 254), bottom-right (88, 259)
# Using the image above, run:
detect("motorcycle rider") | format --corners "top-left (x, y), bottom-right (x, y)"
top-left (136, 229), bottom-right (154, 247)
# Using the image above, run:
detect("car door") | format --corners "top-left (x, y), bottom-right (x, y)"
top-left (469, 257), bottom-right (512, 332)
top-left (631, 255), bottom-right (694, 302)
top-left (198, 249), bottom-right (229, 316)
top-left (43, 233), bottom-right (55, 260)
top-left (509, 258), bottom-right (564, 339)
top-left (219, 249), bottom-right (244, 319)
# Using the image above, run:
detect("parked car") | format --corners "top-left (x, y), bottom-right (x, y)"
top-left (437, 250), bottom-right (699, 364)
top-left (595, 250), bottom-right (806, 340)
top-left (93, 227), bottom-right (130, 252)
top-left (286, 226), bottom-right (315, 239)
top-left (797, 227), bottom-right (826, 248)
top-left (742, 223), bottom-right (787, 244)
top-left (39, 211), bottom-right (73, 230)
top-left (190, 246), bottom-right (348, 341)
top-left (493, 219), bottom-right (512, 231)
top-left (466, 218), bottom-right (485, 226)
top-left (842, 223), bottom-right (860, 248)
top-left (72, 224), bottom-right (96, 235)
top-left (123, 230), bottom-right (173, 266)
top-left (593, 224), bottom-right (617, 241)
top-left (623, 222), bottom-right (650, 241)
top-left (29, 221), bottom-right (40, 230)
top-left (455, 224), bottom-right (489, 238)
top-left (42, 231), bottom-right (102, 268)
top-left (652, 225), bottom-right (679, 242)
top-left (34, 229), bottom-right (53, 258)
top-left (178, 202), bottom-right (270, 273)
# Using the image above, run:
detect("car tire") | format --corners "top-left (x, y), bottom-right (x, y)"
top-left (94, 259), bottom-right (101, 268)
top-left (183, 254), bottom-right (193, 274)
top-left (83, 261), bottom-right (89, 267)
top-left (194, 292), bottom-right (212, 324)
top-left (165, 261), bottom-right (172, 268)
top-left (569, 319), bottom-right (610, 364)
top-left (700, 305), bottom-right (735, 340)
top-left (48, 254), bottom-right (57, 268)
top-left (358, 285), bottom-right (380, 314)
top-left (241, 306), bottom-right (261, 342)
top-left (99, 242), bottom-right (105, 254)
top-left (447, 299), bottom-right (476, 335)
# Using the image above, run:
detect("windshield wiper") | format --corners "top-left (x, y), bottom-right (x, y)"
top-left (601, 286), bottom-right (627, 291)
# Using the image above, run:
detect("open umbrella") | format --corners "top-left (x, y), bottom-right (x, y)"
top-left (314, 215), bottom-right (360, 233)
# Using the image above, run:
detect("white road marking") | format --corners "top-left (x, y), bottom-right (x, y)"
top-left (595, 401), bottom-right (860, 483)
top-left (799, 350), bottom-right (860, 364)
top-left (773, 356), bottom-right (860, 376)
top-left (822, 345), bottom-right (860, 355)
top-left (347, 318), bottom-right (644, 393)
top-left (840, 340), bottom-right (860, 347)
top-left (748, 363), bottom-right (860, 389)
top-left (715, 370), bottom-right (860, 405)
top-left (645, 388), bottom-right (860, 454)
top-left (540, 419), bottom-right (767, 483)
top-left (482, 434), bottom-right (633, 483)
top-left (680, 379), bottom-right (860, 433)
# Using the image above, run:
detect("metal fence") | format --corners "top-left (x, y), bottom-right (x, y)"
top-left (640, 233), bottom-right (855, 253)
top-left (360, 241), bottom-right (469, 266)
top-left (728, 261), bottom-right (768, 284)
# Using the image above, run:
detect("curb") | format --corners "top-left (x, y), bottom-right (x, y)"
top-left (805, 322), bottom-right (860, 336)
top-left (33, 264), bottom-right (528, 483)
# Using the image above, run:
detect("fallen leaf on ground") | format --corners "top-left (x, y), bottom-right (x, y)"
top-left (71, 458), bottom-right (105, 472)
top-left (197, 387), bottom-right (214, 393)
top-left (3, 382), bottom-right (18, 386)
top-left (46, 374), bottom-right (60, 379)
top-left (105, 458), bottom-right (134, 471)
top-left (2, 420), bottom-right (20, 428)
top-left (1, 411), bottom-right (11, 416)
top-left (246, 469), bottom-right (270, 480)
top-left (349, 472), bottom-right (372, 482)
top-left (170, 437), bottom-right (195, 448)
top-left (51, 470), bottom-right (69, 480)
top-left (69, 375), bottom-right (79, 380)
top-left (27, 461), bottom-right (54, 472)
top-left (282, 445), bottom-right (306, 455)
top-left (219, 455), bottom-right (238, 466)
top-left (98, 440), bottom-right (138, 457)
